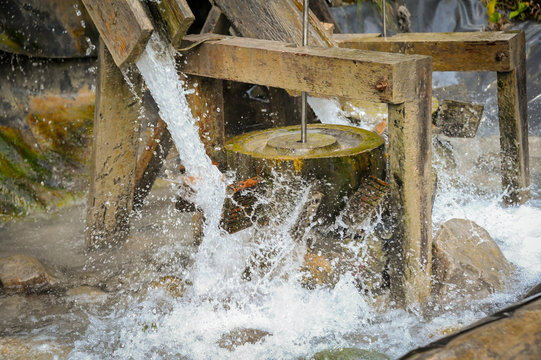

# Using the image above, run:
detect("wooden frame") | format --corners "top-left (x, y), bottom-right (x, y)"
top-left (178, 34), bottom-right (434, 306)
top-left (335, 31), bottom-right (530, 205)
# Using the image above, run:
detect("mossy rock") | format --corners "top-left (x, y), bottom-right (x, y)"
top-left (307, 348), bottom-right (390, 360)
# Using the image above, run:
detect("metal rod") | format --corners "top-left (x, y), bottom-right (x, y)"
top-left (383, 0), bottom-right (386, 38)
top-left (301, 0), bottom-right (309, 143)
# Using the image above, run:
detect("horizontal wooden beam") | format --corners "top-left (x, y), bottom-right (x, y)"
top-left (334, 31), bottom-right (521, 72)
top-left (177, 34), bottom-right (430, 103)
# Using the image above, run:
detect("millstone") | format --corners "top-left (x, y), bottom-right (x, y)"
top-left (224, 124), bottom-right (385, 221)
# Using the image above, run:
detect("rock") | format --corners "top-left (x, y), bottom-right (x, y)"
top-left (0, 336), bottom-right (70, 360)
top-left (524, 282), bottom-right (541, 299)
top-left (432, 219), bottom-right (515, 304)
top-left (433, 99), bottom-right (484, 138)
top-left (0, 254), bottom-right (56, 293)
top-left (65, 286), bottom-right (107, 302)
top-left (217, 328), bottom-right (271, 351)
top-left (401, 296), bottom-right (541, 360)
top-left (310, 347), bottom-right (390, 360)
top-left (149, 276), bottom-right (189, 298)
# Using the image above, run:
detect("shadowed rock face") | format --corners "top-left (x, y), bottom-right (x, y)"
top-left (0, 0), bottom-right (98, 58)
top-left (431, 218), bottom-right (515, 304)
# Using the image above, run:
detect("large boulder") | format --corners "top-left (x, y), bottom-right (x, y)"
top-left (432, 219), bottom-right (515, 303)
top-left (0, 254), bottom-right (56, 293)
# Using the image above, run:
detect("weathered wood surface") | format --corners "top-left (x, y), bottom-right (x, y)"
top-left (334, 31), bottom-right (521, 72)
top-left (185, 76), bottom-right (225, 166)
top-left (86, 40), bottom-right (141, 247)
top-left (178, 34), bottom-right (429, 103)
top-left (146, 0), bottom-right (194, 48)
top-left (497, 31), bottom-right (530, 205)
top-left (201, 6), bottom-right (231, 35)
top-left (309, 0), bottom-right (342, 33)
top-left (80, 0), bottom-right (154, 68)
top-left (133, 119), bottom-right (174, 209)
top-left (387, 59), bottom-right (433, 306)
top-left (213, 0), bottom-right (334, 46)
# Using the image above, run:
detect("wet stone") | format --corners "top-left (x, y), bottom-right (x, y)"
top-left (432, 219), bottom-right (515, 304)
top-left (0, 336), bottom-right (71, 360)
top-left (309, 347), bottom-right (390, 360)
top-left (217, 328), bottom-right (271, 351)
top-left (0, 254), bottom-right (56, 293)
top-left (65, 286), bottom-right (107, 302)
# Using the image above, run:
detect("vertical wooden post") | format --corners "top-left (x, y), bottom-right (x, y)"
top-left (497, 32), bottom-right (530, 205)
top-left (86, 39), bottom-right (141, 248)
top-left (387, 59), bottom-right (433, 306)
top-left (185, 76), bottom-right (225, 167)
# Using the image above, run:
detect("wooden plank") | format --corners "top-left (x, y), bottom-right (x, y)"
top-left (146, 0), bottom-right (195, 47)
top-left (387, 59), bottom-right (433, 306)
top-left (309, 0), bottom-right (342, 33)
top-left (178, 34), bottom-right (429, 103)
top-left (497, 31), bottom-right (530, 205)
top-left (334, 31), bottom-right (520, 72)
top-left (81, 0), bottom-right (154, 68)
top-left (213, 0), bottom-right (334, 46)
top-left (133, 119), bottom-right (174, 209)
top-left (86, 40), bottom-right (141, 247)
top-left (201, 6), bottom-right (231, 35)
top-left (185, 76), bottom-right (225, 166)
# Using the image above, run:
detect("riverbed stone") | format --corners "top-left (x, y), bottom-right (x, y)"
top-left (0, 254), bottom-right (56, 293)
top-left (0, 336), bottom-right (71, 360)
top-left (310, 347), bottom-right (390, 360)
top-left (65, 286), bottom-right (107, 302)
top-left (432, 219), bottom-right (515, 303)
top-left (217, 328), bottom-right (271, 350)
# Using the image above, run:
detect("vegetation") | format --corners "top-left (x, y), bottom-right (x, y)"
top-left (483, 0), bottom-right (541, 29)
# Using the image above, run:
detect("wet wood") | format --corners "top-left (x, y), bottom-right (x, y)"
top-left (133, 119), bottom-right (174, 209)
top-left (86, 40), bottom-right (141, 247)
top-left (309, 0), bottom-right (342, 33)
top-left (80, 0), bottom-right (154, 68)
top-left (334, 31), bottom-right (520, 72)
top-left (212, 0), bottom-right (334, 47)
top-left (185, 76), bottom-right (225, 166)
top-left (201, 6), bottom-right (231, 35)
top-left (387, 58), bottom-right (433, 306)
top-left (497, 32), bottom-right (530, 205)
top-left (178, 34), bottom-right (428, 103)
top-left (146, 0), bottom-right (195, 47)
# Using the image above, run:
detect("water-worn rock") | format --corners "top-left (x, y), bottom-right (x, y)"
top-left (0, 336), bottom-right (70, 360)
top-left (0, 254), bottom-right (56, 293)
top-left (401, 296), bottom-right (541, 360)
top-left (65, 286), bottom-right (107, 302)
top-left (432, 219), bottom-right (515, 303)
top-left (310, 347), bottom-right (390, 360)
top-left (217, 328), bottom-right (271, 350)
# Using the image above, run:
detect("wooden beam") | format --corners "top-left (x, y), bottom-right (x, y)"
top-left (86, 39), bottom-right (141, 247)
top-left (81, 0), bottom-right (154, 68)
top-left (334, 31), bottom-right (521, 72)
top-left (201, 6), bottom-right (231, 35)
top-left (387, 59), bottom-right (433, 306)
top-left (133, 119), bottom-right (174, 209)
top-left (177, 34), bottom-right (430, 103)
top-left (497, 31), bottom-right (530, 205)
top-left (213, 0), bottom-right (334, 47)
top-left (146, 0), bottom-right (195, 48)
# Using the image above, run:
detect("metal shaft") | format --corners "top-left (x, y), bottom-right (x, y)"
top-left (383, 0), bottom-right (387, 38)
top-left (301, 0), bottom-right (309, 143)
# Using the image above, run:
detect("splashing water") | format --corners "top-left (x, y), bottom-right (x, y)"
top-left (65, 35), bottom-right (541, 360)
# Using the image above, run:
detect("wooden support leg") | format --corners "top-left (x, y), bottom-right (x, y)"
top-left (86, 39), bottom-right (141, 248)
top-left (186, 76), bottom-right (225, 167)
top-left (387, 62), bottom-right (433, 307)
top-left (497, 33), bottom-right (530, 205)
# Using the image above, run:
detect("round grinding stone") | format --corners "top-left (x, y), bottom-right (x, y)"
top-left (265, 133), bottom-right (339, 156)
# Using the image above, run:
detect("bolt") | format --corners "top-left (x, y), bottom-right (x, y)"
top-left (496, 52), bottom-right (507, 62)
top-left (376, 81), bottom-right (387, 92)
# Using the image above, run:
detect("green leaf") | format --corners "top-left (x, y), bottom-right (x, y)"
top-left (488, 12), bottom-right (501, 23)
